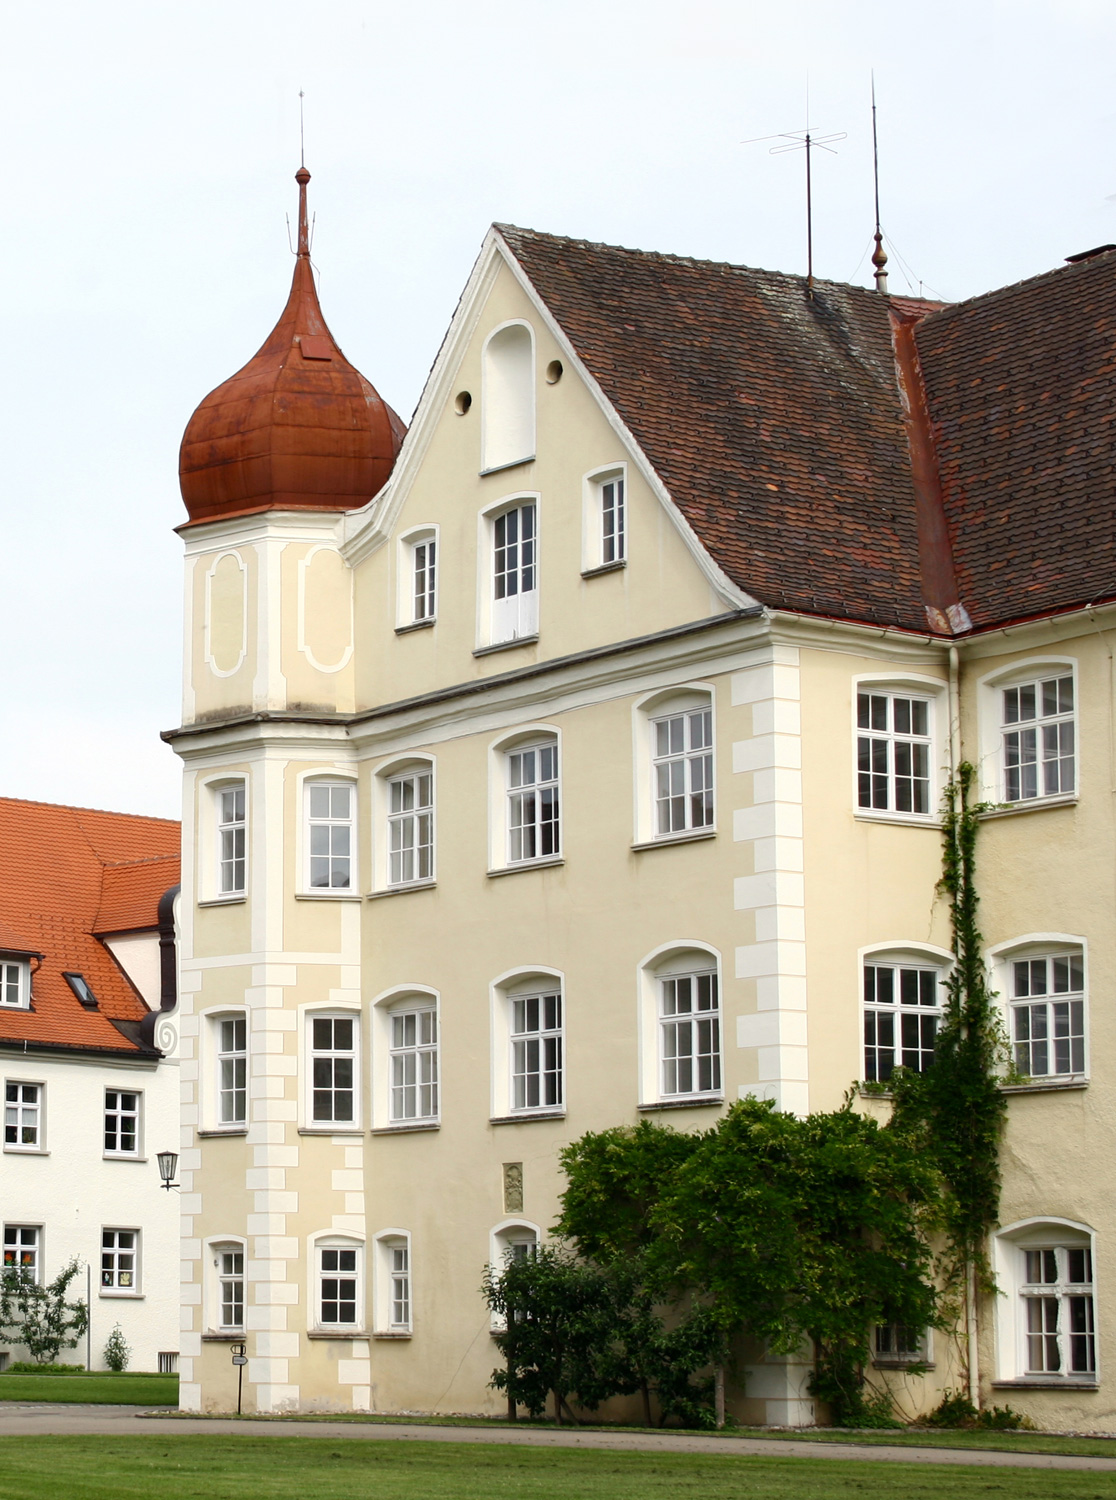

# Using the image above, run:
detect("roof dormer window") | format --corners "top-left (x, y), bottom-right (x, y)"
top-left (63, 973), bottom-right (98, 1009)
top-left (0, 958), bottom-right (30, 1010)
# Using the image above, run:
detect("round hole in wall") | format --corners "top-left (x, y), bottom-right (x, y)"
top-left (454, 390), bottom-right (472, 415)
top-left (545, 360), bottom-right (564, 385)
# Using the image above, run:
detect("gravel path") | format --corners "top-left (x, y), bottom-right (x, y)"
top-left (1, 1404), bottom-right (1115, 1471)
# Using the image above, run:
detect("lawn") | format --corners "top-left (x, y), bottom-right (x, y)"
top-left (0, 1437), bottom-right (1113, 1500)
top-left (0, 1372), bottom-right (178, 1405)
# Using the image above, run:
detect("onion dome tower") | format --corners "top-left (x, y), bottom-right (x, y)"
top-left (179, 166), bottom-right (405, 525)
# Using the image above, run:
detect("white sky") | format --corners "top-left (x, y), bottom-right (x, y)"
top-left (1, 0), bottom-right (1113, 820)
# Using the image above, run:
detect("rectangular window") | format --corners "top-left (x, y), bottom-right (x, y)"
top-left (660, 971), bottom-right (721, 1096)
top-left (1011, 954), bottom-right (1085, 1078)
top-left (510, 992), bottom-right (563, 1111)
top-left (1003, 675), bottom-right (1075, 802)
top-left (218, 784), bottom-right (247, 895)
top-left (319, 1245), bottom-right (359, 1326)
top-left (507, 743), bottom-right (560, 862)
top-left (2, 1224), bottom-right (39, 1280)
top-left (217, 1016), bottom-right (247, 1125)
top-left (0, 960), bottom-right (26, 1008)
top-left (308, 782), bottom-right (354, 890)
top-left (857, 691), bottom-right (932, 814)
top-left (874, 1324), bottom-right (924, 1362)
top-left (390, 1008), bottom-right (438, 1122)
top-left (4, 1082), bottom-right (41, 1149)
top-left (389, 1242), bottom-right (411, 1329)
top-left (492, 503), bottom-right (538, 642)
top-left (101, 1228), bottom-right (138, 1291)
top-left (653, 709), bottom-right (713, 835)
top-left (311, 1016), bottom-right (356, 1124)
top-left (217, 1248), bottom-right (244, 1330)
top-left (1022, 1246), bottom-right (1095, 1376)
top-left (863, 963), bottom-right (941, 1082)
top-left (388, 772), bottom-right (434, 885)
top-left (600, 476), bottom-right (625, 564)
top-left (104, 1090), bottom-right (140, 1156)
top-left (413, 538), bottom-right (437, 621)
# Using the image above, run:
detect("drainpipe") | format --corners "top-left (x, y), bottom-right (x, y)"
top-left (948, 647), bottom-right (960, 778)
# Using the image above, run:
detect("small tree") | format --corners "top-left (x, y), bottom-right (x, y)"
top-left (103, 1323), bottom-right (131, 1372)
top-left (0, 1259), bottom-right (89, 1365)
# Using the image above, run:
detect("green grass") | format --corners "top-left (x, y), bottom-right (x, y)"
top-left (0, 1437), bottom-right (1113, 1500)
top-left (0, 1372), bottom-right (177, 1405)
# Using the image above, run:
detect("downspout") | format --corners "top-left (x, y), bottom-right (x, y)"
top-left (138, 883), bottom-right (180, 1053)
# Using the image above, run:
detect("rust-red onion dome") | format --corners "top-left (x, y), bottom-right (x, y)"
top-left (179, 166), bottom-right (405, 526)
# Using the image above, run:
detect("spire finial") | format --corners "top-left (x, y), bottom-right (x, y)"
top-left (295, 163), bottom-right (311, 257)
top-left (871, 74), bottom-right (889, 295)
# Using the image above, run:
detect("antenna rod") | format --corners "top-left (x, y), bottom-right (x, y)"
top-left (805, 132), bottom-right (813, 292)
top-left (299, 89), bottom-right (306, 169)
top-left (871, 74), bottom-right (889, 295)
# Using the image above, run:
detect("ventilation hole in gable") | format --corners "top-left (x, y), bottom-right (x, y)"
top-left (454, 391), bottom-right (472, 415)
top-left (546, 360), bottom-right (563, 385)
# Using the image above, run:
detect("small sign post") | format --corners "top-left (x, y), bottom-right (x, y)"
top-left (231, 1342), bottom-right (247, 1415)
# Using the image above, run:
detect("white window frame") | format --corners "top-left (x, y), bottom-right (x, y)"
top-left (373, 1230), bottom-right (413, 1335)
top-left (304, 1010), bottom-right (361, 1131)
top-left (476, 493), bottom-right (541, 649)
top-left (370, 986), bottom-right (441, 1131)
top-left (209, 1011), bottom-right (248, 1129)
top-left (197, 774), bottom-right (251, 904)
top-left (0, 956), bottom-right (31, 1009)
top-left (487, 726), bottom-right (562, 873)
top-left (506, 740), bottom-right (560, 865)
top-left (397, 525), bottom-right (439, 628)
top-left (207, 1237), bottom-right (247, 1334)
top-left (302, 775), bottom-right (358, 894)
top-left (103, 1087), bottom-right (142, 1158)
top-left (388, 768), bottom-right (435, 887)
top-left (977, 658), bottom-right (1078, 807)
top-left (581, 463), bottom-right (628, 572)
top-left (632, 686), bottom-right (716, 847)
top-left (860, 943), bottom-right (951, 1085)
top-left (311, 1233), bottom-right (365, 1332)
top-left (481, 320), bottom-right (536, 473)
top-left (4, 1081), bottom-right (43, 1152)
top-left (217, 780), bottom-right (247, 896)
top-left (371, 757), bottom-right (436, 892)
top-left (994, 1219), bottom-right (1098, 1384)
top-left (100, 1227), bottom-right (140, 1295)
top-left (988, 935), bottom-right (1089, 1083)
top-left (852, 675), bottom-right (945, 823)
top-left (488, 1218), bottom-right (542, 1329)
top-left (490, 968), bottom-right (566, 1121)
top-left (637, 943), bottom-right (723, 1107)
top-left (872, 1322), bottom-right (932, 1367)
top-left (2, 1224), bottom-right (40, 1281)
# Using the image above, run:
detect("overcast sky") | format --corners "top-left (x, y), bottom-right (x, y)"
top-left (1, 0), bottom-right (1112, 820)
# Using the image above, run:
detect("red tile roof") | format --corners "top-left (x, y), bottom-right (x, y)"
top-left (0, 798), bottom-right (180, 1056)
top-left (497, 227), bottom-right (1116, 636)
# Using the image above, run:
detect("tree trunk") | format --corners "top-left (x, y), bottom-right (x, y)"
top-left (714, 1364), bottom-right (725, 1429)
top-left (641, 1380), bottom-right (652, 1428)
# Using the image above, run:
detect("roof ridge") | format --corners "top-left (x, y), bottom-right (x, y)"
top-left (0, 794), bottom-right (178, 825)
top-left (102, 852), bottom-right (180, 869)
top-left (915, 246), bottom-right (1116, 324)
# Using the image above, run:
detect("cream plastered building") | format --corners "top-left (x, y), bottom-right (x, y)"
top-left (167, 173), bottom-right (1116, 1427)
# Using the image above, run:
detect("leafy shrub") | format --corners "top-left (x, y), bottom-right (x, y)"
top-left (0, 1260), bottom-right (89, 1364)
top-left (103, 1324), bottom-right (130, 1372)
top-left (924, 1389), bottom-right (1031, 1429)
top-left (5, 1361), bottom-right (85, 1374)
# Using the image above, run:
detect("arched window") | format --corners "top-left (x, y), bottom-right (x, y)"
top-left (373, 1231), bottom-right (412, 1335)
top-left (852, 675), bottom-right (944, 820)
top-left (487, 727), bottom-right (561, 872)
top-left (632, 688), bottom-right (716, 847)
top-left (989, 937), bottom-right (1088, 1081)
top-left (860, 944), bottom-right (949, 1083)
top-left (206, 1238), bottom-right (246, 1334)
top-left (370, 987), bottom-right (440, 1130)
top-left (977, 658), bottom-right (1078, 806)
top-left (490, 969), bottom-right (565, 1120)
top-left (482, 323), bottom-right (535, 472)
top-left (638, 944), bottom-right (723, 1107)
top-left (301, 773), bottom-right (358, 894)
top-left (994, 1219), bottom-right (1097, 1384)
top-left (312, 1234), bottom-right (364, 1331)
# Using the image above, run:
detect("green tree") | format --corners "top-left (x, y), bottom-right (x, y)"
top-left (103, 1323), bottom-right (131, 1372)
top-left (0, 1259), bottom-right (89, 1365)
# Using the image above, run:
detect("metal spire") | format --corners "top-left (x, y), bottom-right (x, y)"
top-left (871, 75), bottom-right (889, 295)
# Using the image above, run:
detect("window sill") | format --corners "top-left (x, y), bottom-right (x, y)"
top-left (581, 560), bottom-right (627, 579)
top-left (100, 1291), bottom-right (143, 1300)
top-left (992, 1378), bottom-right (1099, 1391)
top-left (631, 829), bottom-right (716, 852)
top-left (853, 810), bottom-right (939, 829)
top-left (104, 1154), bottom-right (147, 1163)
top-left (488, 856), bottom-right (565, 879)
top-left (366, 880), bottom-right (437, 900)
top-left (980, 794), bottom-right (1078, 820)
top-left (372, 1330), bottom-right (413, 1340)
top-left (202, 1332), bottom-right (245, 1342)
top-left (639, 1095), bottom-right (724, 1113)
top-left (489, 1109), bottom-right (566, 1126)
top-left (473, 635), bottom-right (539, 658)
top-left (1001, 1077), bottom-right (1088, 1094)
top-left (395, 618), bottom-right (436, 636)
top-left (295, 892), bottom-right (363, 902)
top-left (298, 1127), bottom-right (363, 1137)
top-left (198, 895), bottom-right (247, 908)
top-left (307, 1329), bottom-right (369, 1341)
top-left (479, 456), bottom-right (536, 476)
top-left (196, 1128), bottom-right (248, 1138)
top-left (3, 1147), bottom-right (47, 1156)
top-left (370, 1121), bottom-right (440, 1135)
top-left (873, 1358), bottom-right (935, 1371)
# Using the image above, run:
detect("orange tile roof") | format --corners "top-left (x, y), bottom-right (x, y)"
top-left (0, 798), bottom-right (180, 1056)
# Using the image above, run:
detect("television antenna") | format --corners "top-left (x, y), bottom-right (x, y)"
top-left (744, 94), bottom-right (846, 295)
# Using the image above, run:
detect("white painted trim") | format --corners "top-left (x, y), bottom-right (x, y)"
top-left (395, 524), bottom-right (440, 630)
top-left (297, 545), bottom-right (354, 674)
top-left (631, 681), bottom-right (716, 847)
top-left (476, 491), bottom-right (542, 651)
top-left (975, 654), bottom-right (1079, 805)
top-left (294, 768), bottom-right (360, 897)
top-left (489, 967), bottom-right (565, 1121)
top-left (307, 1227), bottom-right (366, 1335)
top-left (369, 754), bottom-right (437, 893)
top-left (486, 723), bottom-right (562, 872)
top-left (581, 461), bottom-right (628, 573)
top-left (368, 987), bottom-right (440, 1132)
top-left (481, 319), bottom-right (536, 472)
top-left (635, 941), bottom-right (723, 1108)
top-left (203, 550), bottom-right (248, 679)
top-left (299, 1005), bottom-right (362, 1134)
top-left (372, 1228), bottom-right (413, 1335)
top-left (987, 934), bottom-right (1089, 1084)
top-left (850, 673), bottom-right (948, 825)
top-left (993, 1218), bottom-right (1098, 1384)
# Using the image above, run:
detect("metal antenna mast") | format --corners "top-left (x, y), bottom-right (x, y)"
top-left (871, 75), bottom-right (889, 294)
top-left (744, 96), bottom-right (845, 296)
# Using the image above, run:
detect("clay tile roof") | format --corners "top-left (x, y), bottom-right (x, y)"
top-left (0, 798), bottom-right (180, 1055)
top-left (915, 249), bottom-right (1116, 630)
top-left (497, 225), bottom-right (930, 632)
